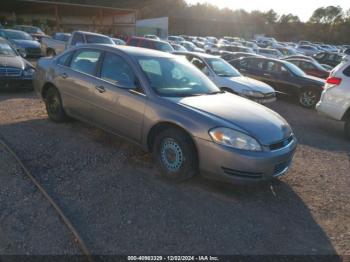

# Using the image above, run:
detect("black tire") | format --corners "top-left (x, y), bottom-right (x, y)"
top-left (46, 49), bottom-right (56, 57)
top-left (345, 117), bottom-right (350, 140)
top-left (298, 89), bottom-right (320, 108)
top-left (152, 128), bottom-right (198, 181)
top-left (45, 87), bottom-right (68, 123)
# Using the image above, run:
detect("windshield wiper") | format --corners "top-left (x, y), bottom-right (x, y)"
top-left (207, 90), bottom-right (225, 95)
top-left (217, 74), bottom-right (234, 77)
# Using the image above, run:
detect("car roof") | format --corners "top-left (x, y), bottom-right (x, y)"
top-left (244, 56), bottom-right (286, 63)
top-left (0, 37), bottom-right (9, 43)
top-left (286, 58), bottom-right (312, 63)
top-left (129, 36), bottom-right (169, 44)
top-left (15, 25), bottom-right (38, 28)
top-left (74, 44), bottom-right (176, 58)
top-left (173, 51), bottom-right (217, 59)
top-left (258, 48), bottom-right (277, 51)
top-left (73, 31), bottom-right (109, 37)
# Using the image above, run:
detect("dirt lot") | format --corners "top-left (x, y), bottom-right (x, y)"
top-left (0, 90), bottom-right (349, 256)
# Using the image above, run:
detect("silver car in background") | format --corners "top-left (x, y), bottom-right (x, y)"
top-left (174, 51), bottom-right (276, 104)
top-left (33, 45), bottom-right (297, 184)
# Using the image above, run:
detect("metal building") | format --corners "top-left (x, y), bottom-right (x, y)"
top-left (0, 0), bottom-right (139, 36)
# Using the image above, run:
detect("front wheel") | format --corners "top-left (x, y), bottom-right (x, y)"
top-left (46, 49), bottom-right (56, 57)
top-left (152, 128), bottom-right (198, 181)
top-left (299, 89), bottom-right (320, 108)
top-left (345, 117), bottom-right (350, 140)
top-left (45, 87), bottom-right (68, 123)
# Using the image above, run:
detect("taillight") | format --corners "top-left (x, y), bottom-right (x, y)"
top-left (326, 77), bottom-right (342, 85)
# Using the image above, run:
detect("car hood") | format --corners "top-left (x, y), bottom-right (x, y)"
top-left (11, 39), bottom-right (40, 48)
top-left (221, 76), bottom-right (275, 93)
top-left (194, 47), bottom-right (205, 53)
top-left (0, 55), bottom-right (28, 69)
top-left (170, 93), bottom-right (292, 145)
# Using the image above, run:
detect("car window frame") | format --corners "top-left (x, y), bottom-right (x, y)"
top-left (188, 55), bottom-right (211, 76)
top-left (56, 50), bottom-right (74, 67)
top-left (71, 33), bottom-right (85, 46)
top-left (97, 51), bottom-right (145, 94)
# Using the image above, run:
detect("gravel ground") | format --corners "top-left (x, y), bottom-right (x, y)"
top-left (0, 91), bottom-right (349, 255)
top-left (0, 139), bottom-right (79, 255)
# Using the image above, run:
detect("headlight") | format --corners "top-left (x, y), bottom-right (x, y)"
top-left (242, 90), bottom-right (265, 98)
top-left (209, 127), bottom-right (262, 151)
top-left (23, 67), bottom-right (35, 77)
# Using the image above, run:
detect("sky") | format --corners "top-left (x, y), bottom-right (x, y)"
top-left (185, 0), bottom-right (350, 21)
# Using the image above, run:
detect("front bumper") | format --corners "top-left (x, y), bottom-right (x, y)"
top-left (194, 136), bottom-right (297, 184)
top-left (316, 90), bottom-right (346, 121)
top-left (0, 78), bottom-right (33, 89)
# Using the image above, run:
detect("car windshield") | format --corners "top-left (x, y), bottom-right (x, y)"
top-left (173, 45), bottom-right (186, 51)
top-left (205, 57), bottom-right (241, 77)
top-left (0, 42), bottom-right (17, 56)
top-left (154, 42), bottom-right (174, 52)
top-left (4, 30), bottom-right (33, 40)
top-left (136, 56), bottom-right (220, 97)
top-left (285, 61), bottom-right (306, 76)
top-left (85, 35), bottom-right (114, 45)
top-left (55, 33), bottom-right (71, 42)
top-left (23, 26), bottom-right (44, 34)
top-left (183, 42), bottom-right (196, 50)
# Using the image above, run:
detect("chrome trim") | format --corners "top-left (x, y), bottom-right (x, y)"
top-left (274, 165), bottom-right (290, 178)
top-left (269, 135), bottom-right (295, 152)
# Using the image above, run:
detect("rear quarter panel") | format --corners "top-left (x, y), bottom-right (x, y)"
top-left (33, 58), bottom-right (54, 98)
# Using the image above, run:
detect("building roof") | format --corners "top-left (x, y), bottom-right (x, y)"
top-left (1, 0), bottom-right (140, 16)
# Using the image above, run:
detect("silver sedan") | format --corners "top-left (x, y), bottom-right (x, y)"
top-left (33, 45), bottom-right (297, 183)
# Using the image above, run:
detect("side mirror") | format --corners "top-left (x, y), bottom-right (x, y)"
top-left (75, 41), bottom-right (84, 46)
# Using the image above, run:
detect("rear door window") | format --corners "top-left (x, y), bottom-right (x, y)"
top-left (71, 33), bottom-right (84, 46)
top-left (264, 61), bottom-right (279, 73)
top-left (140, 40), bottom-right (152, 49)
top-left (315, 53), bottom-right (325, 59)
top-left (300, 61), bottom-right (315, 70)
top-left (190, 57), bottom-right (209, 75)
top-left (128, 38), bottom-right (139, 46)
top-left (70, 49), bottom-right (102, 76)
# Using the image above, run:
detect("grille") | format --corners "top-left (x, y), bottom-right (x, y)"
top-left (222, 167), bottom-right (263, 179)
top-left (0, 67), bottom-right (22, 77)
top-left (269, 135), bottom-right (294, 151)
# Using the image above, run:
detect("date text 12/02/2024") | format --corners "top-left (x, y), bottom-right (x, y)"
top-left (127, 256), bottom-right (219, 261)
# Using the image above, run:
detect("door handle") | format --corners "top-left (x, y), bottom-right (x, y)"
top-left (263, 73), bottom-right (271, 77)
top-left (95, 85), bottom-right (106, 93)
top-left (60, 73), bottom-right (68, 79)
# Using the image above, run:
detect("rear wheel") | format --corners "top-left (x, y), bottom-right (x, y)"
top-left (345, 117), bottom-right (350, 140)
top-left (152, 128), bottom-right (198, 181)
top-left (299, 89), bottom-right (320, 108)
top-left (45, 87), bottom-right (68, 123)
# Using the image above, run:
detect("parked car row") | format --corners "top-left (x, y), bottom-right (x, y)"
top-left (2, 25), bottom-right (350, 186)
